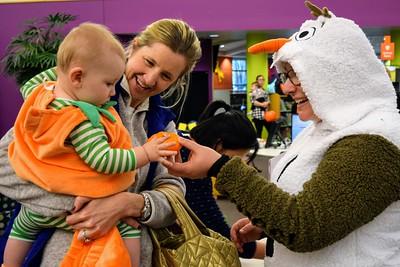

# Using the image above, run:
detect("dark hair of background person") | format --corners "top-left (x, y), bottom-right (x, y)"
top-left (181, 100), bottom-right (259, 258)
top-left (190, 100), bottom-right (259, 164)
top-left (185, 100), bottom-right (260, 258)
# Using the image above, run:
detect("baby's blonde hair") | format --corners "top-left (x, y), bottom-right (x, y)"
top-left (57, 22), bottom-right (125, 72)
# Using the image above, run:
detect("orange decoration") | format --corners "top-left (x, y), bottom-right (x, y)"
top-left (380, 35), bottom-right (395, 61)
top-left (147, 132), bottom-right (181, 151)
top-left (61, 227), bottom-right (131, 267)
top-left (248, 38), bottom-right (290, 54)
top-left (264, 111), bottom-right (278, 122)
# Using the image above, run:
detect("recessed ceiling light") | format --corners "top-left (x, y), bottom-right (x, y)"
top-left (219, 45), bottom-right (225, 48)
top-left (209, 34), bottom-right (219, 38)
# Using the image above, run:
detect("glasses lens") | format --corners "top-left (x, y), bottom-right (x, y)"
top-left (279, 73), bottom-right (287, 84)
top-left (287, 70), bottom-right (300, 85)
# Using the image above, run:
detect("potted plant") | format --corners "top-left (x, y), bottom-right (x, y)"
top-left (2, 13), bottom-right (76, 86)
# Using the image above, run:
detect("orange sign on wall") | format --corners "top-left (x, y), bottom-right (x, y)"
top-left (380, 35), bottom-right (395, 61)
top-left (213, 57), bottom-right (232, 89)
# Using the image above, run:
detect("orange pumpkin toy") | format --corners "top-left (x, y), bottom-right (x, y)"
top-left (147, 132), bottom-right (181, 151)
top-left (264, 110), bottom-right (278, 122)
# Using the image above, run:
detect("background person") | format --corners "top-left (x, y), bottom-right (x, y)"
top-left (181, 100), bottom-right (266, 259)
top-left (250, 75), bottom-right (276, 148)
top-left (182, 100), bottom-right (261, 257)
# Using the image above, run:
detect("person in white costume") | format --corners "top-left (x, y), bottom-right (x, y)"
top-left (166, 1), bottom-right (400, 266)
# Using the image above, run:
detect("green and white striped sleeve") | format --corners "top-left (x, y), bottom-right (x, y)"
top-left (70, 121), bottom-right (138, 174)
top-left (20, 67), bottom-right (57, 99)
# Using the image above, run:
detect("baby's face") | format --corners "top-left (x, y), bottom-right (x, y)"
top-left (78, 50), bottom-right (125, 106)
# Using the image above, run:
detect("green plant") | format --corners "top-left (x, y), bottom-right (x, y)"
top-left (2, 13), bottom-right (76, 86)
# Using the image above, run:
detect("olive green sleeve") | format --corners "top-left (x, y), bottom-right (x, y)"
top-left (215, 134), bottom-right (400, 252)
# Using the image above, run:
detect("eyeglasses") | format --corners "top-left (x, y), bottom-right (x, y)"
top-left (278, 70), bottom-right (300, 86)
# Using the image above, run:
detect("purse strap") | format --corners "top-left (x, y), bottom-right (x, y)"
top-left (155, 185), bottom-right (211, 240)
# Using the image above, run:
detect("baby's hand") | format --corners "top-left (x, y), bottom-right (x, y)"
top-left (147, 132), bottom-right (181, 151)
top-left (143, 132), bottom-right (180, 162)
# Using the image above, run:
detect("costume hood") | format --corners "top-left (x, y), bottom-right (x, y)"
top-left (252, 2), bottom-right (397, 130)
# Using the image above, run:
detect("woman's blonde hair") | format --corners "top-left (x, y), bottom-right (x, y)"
top-left (57, 22), bottom-right (125, 72)
top-left (127, 19), bottom-right (202, 108)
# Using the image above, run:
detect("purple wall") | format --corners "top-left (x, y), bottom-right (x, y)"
top-left (0, 1), bottom-right (104, 136)
top-left (1, 0), bottom-right (400, 136)
top-left (102, 0), bottom-right (400, 33)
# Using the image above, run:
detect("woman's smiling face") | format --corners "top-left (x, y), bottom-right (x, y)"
top-left (125, 42), bottom-right (186, 107)
top-left (280, 62), bottom-right (320, 122)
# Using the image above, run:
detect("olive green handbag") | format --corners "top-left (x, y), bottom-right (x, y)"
top-left (150, 185), bottom-right (241, 267)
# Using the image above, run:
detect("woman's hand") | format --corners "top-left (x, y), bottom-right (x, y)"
top-left (231, 217), bottom-right (264, 253)
top-left (66, 192), bottom-right (145, 240)
top-left (71, 196), bottom-right (92, 213)
top-left (164, 137), bottom-right (221, 179)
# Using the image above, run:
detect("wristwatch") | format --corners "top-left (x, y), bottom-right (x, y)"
top-left (139, 192), bottom-right (152, 222)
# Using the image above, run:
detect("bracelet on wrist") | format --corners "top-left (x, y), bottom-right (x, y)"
top-left (139, 192), bottom-right (152, 222)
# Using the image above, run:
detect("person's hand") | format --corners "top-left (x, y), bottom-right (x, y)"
top-left (134, 135), bottom-right (177, 168)
top-left (66, 192), bottom-right (144, 240)
top-left (231, 217), bottom-right (264, 253)
top-left (164, 137), bottom-right (221, 179)
top-left (71, 196), bottom-right (92, 213)
top-left (142, 135), bottom-right (178, 162)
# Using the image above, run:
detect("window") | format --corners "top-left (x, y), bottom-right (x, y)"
top-left (232, 58), bottom-right (247, 92)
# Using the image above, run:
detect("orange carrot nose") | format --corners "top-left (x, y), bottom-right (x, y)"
top-left (248, 38), bottom-right (290, 54)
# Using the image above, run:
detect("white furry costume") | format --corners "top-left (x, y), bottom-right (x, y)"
top-left (269, 10), bottom-right (400, 267)
top-left (214, 5), bottom-right (400, 267)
